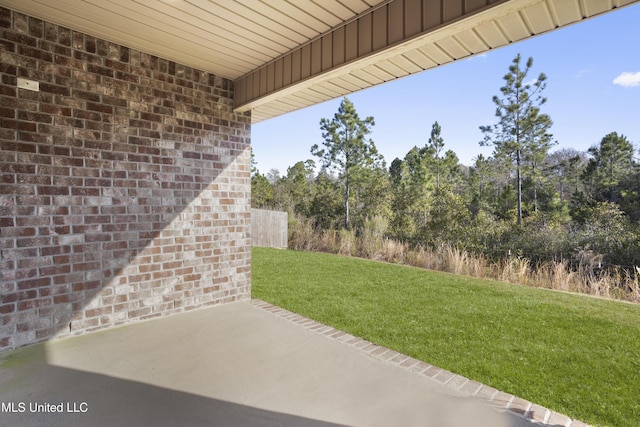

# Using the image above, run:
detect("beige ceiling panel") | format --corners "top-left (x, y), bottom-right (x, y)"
top-left (496, 16), bottom-right (529, 42)
top-left (281, 94), bottom-right (324, 113)
top-left (258, 98), bottom-right (308, 120)
top-left (435, 36), bottom-right (470, 60)
top-left (278, 95), bottom-right (311, 109)
top-left (580, 0), bottom-right (612, 16)
top-left (8, 0), bottom-right (255, 76)
top-left (519, 1), bottom-right (555, 34)
top-left (172, 0), bottom-right (305, 52)
top-left (296, 91), bottom-right (335, 109)
top-left (252, 107), bottom-right (284, 123)
top-left (293, 88), bottom-right (330, 105)
top-left (338, 73), bottom-right (372, 90)
top-left (332, 76), bottom-right (366, 93)
top-left (103, 0), bottom-right (282, 61)
top-left (350, 68), bottom-right (386, 86)
top-left (339, 0), bottom-right (379, 11)
top-left (164, 0), bottom-right (298, 53)
top-left (417, 44), bottom-right (453, 65)
top-left (188, 0), bottom-right (310, 46)
top-left (549, 0), bottom-right (583, 25)
top-left (278, 0), bottom-right (344, 28)
top-left (277, 98), bottom-right (311, 114)
top-left (321, 0), bottom-right (361, 20)
top-left (388, 55), bottom-right (424, 74)
top-left (455, 29), bottom-right (490, 54)
top-left (264, 100), bottom-right (294, 114)
top-left (362, 64), bottom-right (396, 81)
top-left (474, 19), bottom-right (510, 48)
top-left (252, 102), bottom-right (288, 120)
top-left (402, 49), bottom-right (438, 70)
top-left (376, 59), bottom-right (409, 78)
top-left (238, 1), bottom-right (328, 38)
top-left (314, 81), bottom-right (349, 98)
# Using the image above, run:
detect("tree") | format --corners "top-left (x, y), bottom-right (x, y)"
top-left (547, 148), bottom-right (587, 202)
top-left (405, 146), bottom-right (433, 225)
top-left (349, 162), bottom-right (391, 230)
top-left (250, 148), bottom-right (274, 208)
top-left (251, 173), bottom-right (273, 208)
top-left (311, 97), bottom-right (377, 229)
top-left (309, 169), bottom-right (343, 230)
top-left (250, 148), bottom-right (258, 176)
top-left (388, 146), bottom-right (433, 237)
top-left (584, 132), bottom-right (634, 203)
top-left (424, 121), bottom-right (462, 193)
top-left (427, 121), bottom-right (445, 191)
top-left (266, 169), bottom-right (281, 185)
top-left (466, 154), bottom-right (491, 217)
top-left (282, 160), bottom-right (315, 215)
top-left (522, 113), bottom-right (555, 213)
top-left (480, 54), bottom-right (553, 225)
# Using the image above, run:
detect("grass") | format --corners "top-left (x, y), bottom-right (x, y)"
top-left (252, 247), bottom-right (640, 427)
top-left (287, 216), bottom-right (640, 302)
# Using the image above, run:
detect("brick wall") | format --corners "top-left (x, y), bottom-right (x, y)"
top-left (0, 8), bottom-right (252, 351)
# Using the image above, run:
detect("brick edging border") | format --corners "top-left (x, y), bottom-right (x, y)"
top-left (250, 299), bottom-right (591, 427)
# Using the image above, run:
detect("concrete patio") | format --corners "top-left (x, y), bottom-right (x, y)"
top-left (0, 300), bottom-right (581, 427)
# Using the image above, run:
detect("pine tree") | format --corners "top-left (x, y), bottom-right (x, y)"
top-left (311, 97), bottom-right (378, 230)
top-left (480, 54), bottom-right (553, 225)
top-left (584, 132), bottom-right (634, 203)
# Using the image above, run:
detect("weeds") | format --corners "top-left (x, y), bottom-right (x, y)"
top-left (288, 218), bottom-right (640, 303)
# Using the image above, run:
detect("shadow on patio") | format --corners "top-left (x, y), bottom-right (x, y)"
top-left (1, 300), bottom-right (555, 427)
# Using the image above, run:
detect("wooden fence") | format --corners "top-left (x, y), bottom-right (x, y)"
top-left (252, 209), bottom-right (288, 248)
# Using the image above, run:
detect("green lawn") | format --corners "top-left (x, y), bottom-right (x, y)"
top-left (252, 247), bottom-right (640, 427)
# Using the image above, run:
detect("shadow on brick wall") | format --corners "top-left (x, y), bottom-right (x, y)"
top-left (0, 7), bottom-right (251, 350)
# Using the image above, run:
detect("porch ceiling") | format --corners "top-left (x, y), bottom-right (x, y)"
top-left (2, 0), bottom-right (637, 123)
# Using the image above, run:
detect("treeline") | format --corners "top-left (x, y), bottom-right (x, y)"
top-left (253, 130), bottom-right (639, 268)
top-left (252, 55), bottom-right (640, 278)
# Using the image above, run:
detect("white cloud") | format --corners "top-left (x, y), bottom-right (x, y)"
top-left (613, 71), bottom-right (640, 87)
top-left (575, 68), bottom-right (591, 78)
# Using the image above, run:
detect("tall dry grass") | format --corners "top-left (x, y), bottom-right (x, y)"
top-left (287, 217), bottom-right (640, 303)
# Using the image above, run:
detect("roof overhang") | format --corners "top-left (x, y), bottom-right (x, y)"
top-left (1, 0), bottom-right (638, 123)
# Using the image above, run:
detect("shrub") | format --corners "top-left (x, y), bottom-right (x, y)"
top-left (284, 214), bottom-right (640, 303)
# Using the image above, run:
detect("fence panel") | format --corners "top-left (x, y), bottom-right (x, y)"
top-left (252, 209), bottom-right (288, 248)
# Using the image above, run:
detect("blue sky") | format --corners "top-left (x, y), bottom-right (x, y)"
top-left (252, 3), bottom-right (640, 175)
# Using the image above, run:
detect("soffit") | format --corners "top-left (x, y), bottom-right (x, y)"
top-left (0, 0), bottom-right (380, 80)
top-left (243, 0), bottom-right (639, 123)
top-left (1, 0), bottom-right (638, 124)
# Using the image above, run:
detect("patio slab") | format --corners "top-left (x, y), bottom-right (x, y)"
top-left (1, 300), bottom-right (567, 426)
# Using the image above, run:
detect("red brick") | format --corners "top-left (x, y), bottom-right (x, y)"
top-left (39, 82), bottom-right (71, 96)
top-left (128, 307), bottom-right (151, 318)
top-left (0, 217), bottom-right (14, 227)
top-left (17, 277), bottom-right (51, 290)
top-left (85, 306), bottom-right (113, 318)
top-left (0, 304), bottom-right (16, 314)
top-left (40, 245), bottom-right (71, 256)
top-left (1, 8), bottom-right (251, 349)
top-left (39, 186), bottom-right (69, 196)
top-left (17, 298), bottom-right (51, 311)
top-left (2, 290), bottom-right (37, 303)
top-left (53, 294), bottom-right (79, 304)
